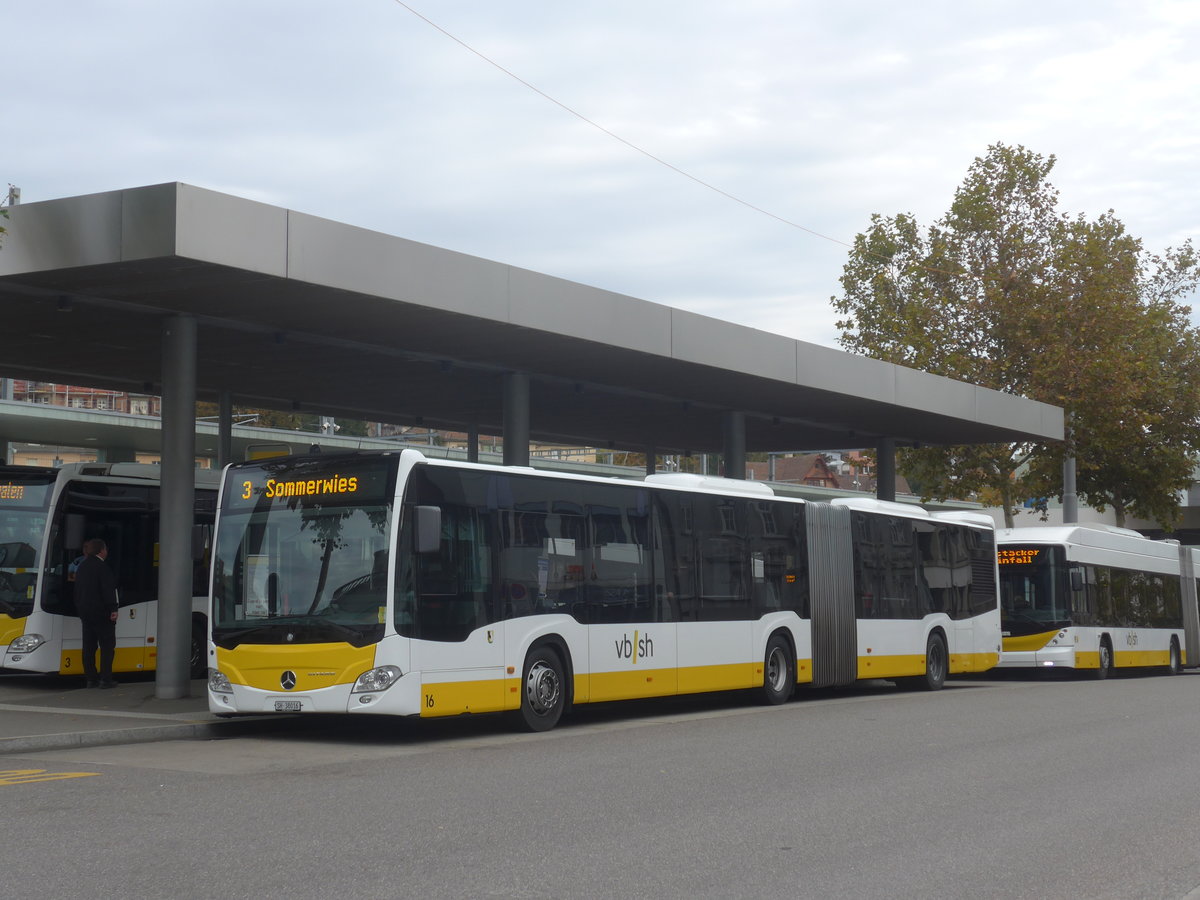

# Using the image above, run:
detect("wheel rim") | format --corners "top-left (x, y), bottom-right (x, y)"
top-left (929, 640), bottom-right (946, 682)
top-left (1100, 644), bottom-right (1111, 671)
top-left (525, 661), bottom-right (561, 717)
top-left (766, 645), bottom-right (787, 693)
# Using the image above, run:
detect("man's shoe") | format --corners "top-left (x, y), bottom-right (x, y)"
top-left (85, 680), bottom-right (99, 689)
top-left (98, 680), bottom-right (118, 689)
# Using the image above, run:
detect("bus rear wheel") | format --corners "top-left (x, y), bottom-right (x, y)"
top-left (761, 634), bottom-right (795, 705)
top-left (1167, 638), bottom-right (1182, 676)
top-left (900, 632), bottom-right (947, 691)
top-left (519, 647), bottom-right (566, 732)
top-left (1092, 638), bottom-right (1113, 680)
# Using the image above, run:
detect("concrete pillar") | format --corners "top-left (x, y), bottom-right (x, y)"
top-left (876, 437), bottom-right (896, 503)
top-left (502, 373), bottom-right (530, 467)
top-left (722, 411), bottom-right (746, 479)
top-left (645, 446), bottom-right (657, 477)
top-left (157, 315), bottom-right (197, 700)
top-left (467, 424), bottom-right (479, 463)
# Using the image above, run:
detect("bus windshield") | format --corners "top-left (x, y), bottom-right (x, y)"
top-left (211, 456), bottom-right (397, 648)
top-left (998, 544), bottom-right (1071, 633)
top-left (0, 473), bottom-right (55, 618)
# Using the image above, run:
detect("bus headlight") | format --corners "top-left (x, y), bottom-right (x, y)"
top-left (351, 666), bottom-right (402, 693)
top-left (9, 633), bottom-right (46, 653)
top-left (208, 668), bottom-right (233, 694)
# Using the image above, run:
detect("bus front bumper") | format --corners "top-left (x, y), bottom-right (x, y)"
top-left (998, 645), bottom-right (1076, 669)
top-left (208, 670), bottom-right (423, 716)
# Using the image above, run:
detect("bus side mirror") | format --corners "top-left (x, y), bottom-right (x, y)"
top-left (64, 514), bottom-right (86, 551)
top-left (414, 506), bottom-right (442, 554)
top-left (1070, 569), bottom-right (1083, 592)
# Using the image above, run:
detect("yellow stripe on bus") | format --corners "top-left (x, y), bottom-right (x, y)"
top-left (950, 651), bottom-right (1000, 674)
top-left (1002, 630), bottom-right (1059, 653)
top-left (1073, 648), bottom-right (1174, 669)
top-left (423, 650), bottom-right (1003, 717)
top-left (1113, 649), bottom-right (1174, 668)
top-left (217, 643), bottom-right (377, 692)
top-left (0, 614), bottom-right (25, 646)
top-left (857, 654), bottom-right (926, 680)
top-left (60, 647), bottom-right (148, 675)
top-left (421, 677), bottom-right (507, 717)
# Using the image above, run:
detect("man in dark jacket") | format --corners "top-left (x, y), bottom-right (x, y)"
top-left (74, 537), bottom-right (119, 688)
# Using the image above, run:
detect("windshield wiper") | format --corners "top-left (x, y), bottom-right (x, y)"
top-left (214, 618), bottom-right (379, 648)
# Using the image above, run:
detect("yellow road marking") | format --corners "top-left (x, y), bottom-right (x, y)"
top-left (0, 768), bottom-right (100, 785)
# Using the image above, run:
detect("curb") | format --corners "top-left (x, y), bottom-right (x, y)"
top-left (0, 716), bottom-right (279, 756)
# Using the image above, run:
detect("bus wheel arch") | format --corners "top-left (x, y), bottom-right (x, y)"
top-left (517, 638), bottom-right (570, 732)
top-left (761, 629), bottom-right (796, 705)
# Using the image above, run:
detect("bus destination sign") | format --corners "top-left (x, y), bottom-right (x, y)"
top-left (997, 547), bottom-right (1041, 566)
top-left (225, 458), bottom-right (394, 511)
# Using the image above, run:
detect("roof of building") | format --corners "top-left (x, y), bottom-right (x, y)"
top-left (0, 182), bottom-right (1064, 454)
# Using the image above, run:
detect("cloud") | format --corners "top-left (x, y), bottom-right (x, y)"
top-left (5, 0), bottom-right (1197, 347)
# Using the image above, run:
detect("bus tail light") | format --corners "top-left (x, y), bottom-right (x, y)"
top-left (352, 666), bottom-right (402, 693)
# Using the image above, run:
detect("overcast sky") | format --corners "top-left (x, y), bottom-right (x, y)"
top-left (6, 1), bottom-right (1198, 348)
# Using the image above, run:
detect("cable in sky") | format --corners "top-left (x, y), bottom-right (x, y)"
top-left (388, 0), bottom-right (853, 249)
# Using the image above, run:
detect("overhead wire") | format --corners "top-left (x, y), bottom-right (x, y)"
top-left (389, 1), bottom-right (974, 283)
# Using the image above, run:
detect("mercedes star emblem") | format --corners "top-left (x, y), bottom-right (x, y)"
top-left (280, 670), bottom-right (297, 690)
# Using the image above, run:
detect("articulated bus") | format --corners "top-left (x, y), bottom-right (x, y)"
top-left (0, 463), bottom-right (219, 678)
top-left (997, 525), bottom-right (1200, 677)
top-left (207, 449), bottom-right (1001, 730)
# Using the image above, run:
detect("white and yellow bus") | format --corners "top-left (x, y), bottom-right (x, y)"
top-left (207, 449), bottom-right (1001, 730)
top-left (0, 463), bottom-right (218, 678)
top-left (997, 525), bottom-right (1198, 677)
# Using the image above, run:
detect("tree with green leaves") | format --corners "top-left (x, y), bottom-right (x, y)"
top-left (833, 143), bottom-right (1200, 528)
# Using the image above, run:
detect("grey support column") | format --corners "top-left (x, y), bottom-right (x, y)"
top-left (218, 391), bottom-right (233, 470)
top-left (876, 437), bottom-right (896, 503)
top-left (722, 411), bottom-right (746, 479)
top-left (467, 424), bottom-right (479, 463)
top-left (157, 315), bottom-right (198, 700)
top-left (645, 446), bottom-right (657, 477)
top-left (502, 372), bottom-right (530, 467)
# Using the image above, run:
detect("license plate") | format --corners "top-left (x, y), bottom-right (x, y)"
top-left (274, 700), bottom-right (302, 712)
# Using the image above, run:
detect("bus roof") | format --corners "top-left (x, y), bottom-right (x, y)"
top-left (998, 524), bottom-right (1184, 568)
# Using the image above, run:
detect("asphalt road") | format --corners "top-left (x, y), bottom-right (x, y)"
top-left (4, 672), bottom-right (1200, 900)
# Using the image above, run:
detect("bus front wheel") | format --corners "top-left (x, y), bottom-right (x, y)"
top-left (761, 634), bottom-right (795, 705)
top-left (519, 647), bottom-right (566, 732)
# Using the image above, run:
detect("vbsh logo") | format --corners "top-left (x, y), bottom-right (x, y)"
top-left (615, 631), bottom-right (654, 663)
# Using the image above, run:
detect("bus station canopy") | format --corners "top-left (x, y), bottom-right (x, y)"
top-left (0, 182), bottom-right (1063, 455)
